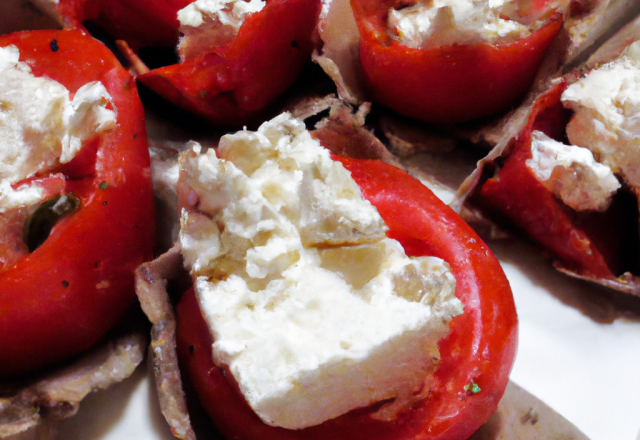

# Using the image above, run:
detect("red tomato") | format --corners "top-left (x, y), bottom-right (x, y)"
top-left (0, 30), bottom-right (155, 378)
top-left (55, 0), bottom-right (192, 48)
top-left (350, 0), bottom-right (563, 124)
top-left (176, 156), bottom-right (517, 440)
top-left (137, 0), bottom-right (321, 127)
top-left (473, 82), bottom-right (638, 284)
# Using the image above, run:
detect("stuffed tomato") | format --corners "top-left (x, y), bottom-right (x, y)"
top-left (127, 0), bottom-right (321, 127)
top-left (170, 113), bottom-right (517, 440)
top-left (468, 39), bottom-right (640, 294)
top-left (0, 30), bottom-right (154, 377)
top-left (350, 0), bottom-right (564, 124)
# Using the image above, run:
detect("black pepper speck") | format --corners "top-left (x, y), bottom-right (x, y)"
top-left (50, 39), bottom-right (59, 52)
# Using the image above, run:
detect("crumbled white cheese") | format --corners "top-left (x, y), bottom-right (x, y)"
top-left (0, 45), bottom-right (116, 212)
top-left (526, 131), bottom-right (620, 211)
top-left (562, 41), bottom-right (640, 187)
top-left (387, 0), bottom-right (531, 48)
top-left (178, 0), bottom-right (265, 30)
top-left (179, 113), bottom-right (462, 430)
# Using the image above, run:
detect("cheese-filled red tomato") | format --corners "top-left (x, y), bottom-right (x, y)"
top-left (472, 81), bottom-right (640, 290)
top-left (0, 30), bottom-right (155, 378)
top-left (351, 0), bottom-right (562, 124)
top-left (176, 156), bottom-right (517, 440)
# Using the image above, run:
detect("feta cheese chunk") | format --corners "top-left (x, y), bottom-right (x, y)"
top-left (562, 42), bottom-right (640, 188)
top-left (178, 0), bottom-right (265, 29)
top-left (177, 0), bottom-right (265, 56)
top-left (179, 113), bottom-right (462, 429)
top-left (0, 45), bottom-right (116, 211)
top-left (526, 131), bottom-right (620, 211)
top-left (387, 0), bottom-right (531, 48)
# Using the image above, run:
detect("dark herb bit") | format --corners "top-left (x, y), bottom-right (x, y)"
top-left (62, 280), bottom-right (70, 288)
top-left (464, 381), bottom-right (481, 394)
top-left (24, 194), bottom-right (80, 252)
top-left (50, 39), bottom-right (59, 52)
top-left (199, 90), bottom-right (207, 99)
top-left (102, 201), bottom-right (108, 206)
top-left (133, 133), bottom-right (138, 140)
top-left (98, 181), bottom-right (109, 190)
top-left (189, 345), bottom-right (194, 354)
top-left (291, 40), bottom-right (298, 48)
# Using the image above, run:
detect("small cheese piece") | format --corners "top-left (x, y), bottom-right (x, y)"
top-left (178, 0), bottom-right (265, 29)
top-left (179, 113), bottom-right (463, 429)
top-left (0, 45), bottom-right (116, 211)
top-left (177, 0), bottom-right (266, 58)
top-left (387, 0), bottom-right (531, 48)
top-left (562, 41), bottom-right (640, 188)
top-left (526, 131), bottom-right (620, 211)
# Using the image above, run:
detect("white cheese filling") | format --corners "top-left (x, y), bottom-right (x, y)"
top-left (178, 0), bottom-right (265, 32)
top-left (526, 131), bottom-right (620, 211)
top-left (179, 113), bottom-right (463, 430)
top-left (387, 0), bottom-right (530, 48)
top-left (562, 41), bottom-right (640, 188)
top-left (386, 0), bottom-right (571, 48)
top-left (0, 45), bottom-right (116, 212)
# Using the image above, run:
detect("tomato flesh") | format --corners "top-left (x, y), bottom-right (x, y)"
top-left (0, 30), bottom-right (155, 378)
top-left (176, 156), bottom-right (517, 440)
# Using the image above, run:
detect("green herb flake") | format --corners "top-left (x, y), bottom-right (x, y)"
top-left (199, 90), bottom-right (207, 99)
top-left (98, 181), bottom-right (109, 190)
top-left (464, 381), bottom-right (481, 394)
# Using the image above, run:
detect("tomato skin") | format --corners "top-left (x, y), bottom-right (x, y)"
top-left (56, 0), bottom-right (191, 48)
top-left (176, 157), bottom-right (517, 440)
top-left (0, 30), bottom-right (155, 378)
top-left (350, 0), bottom-right (562, 124)
top-left (473, 81), bottom-right (635, 282)
top-left (137, 0), bottom-right (321, 128)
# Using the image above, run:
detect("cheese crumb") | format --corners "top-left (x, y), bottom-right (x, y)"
top-left (0, 45), bottom-right (116, 211)
top-left (526, 131), bottom-right (620, 211)
top-left (179, 113), bottom-right (463, 429)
